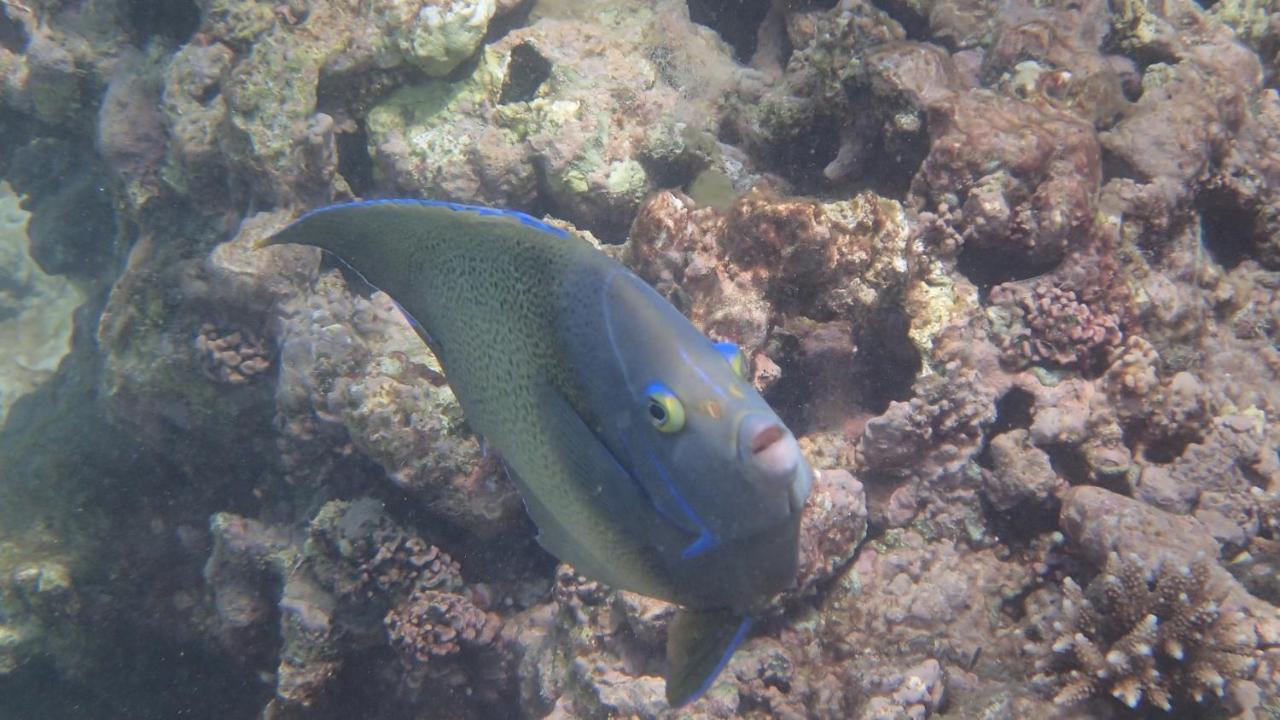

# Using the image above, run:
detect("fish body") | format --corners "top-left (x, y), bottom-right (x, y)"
top-left (265, 199), bottom-right (812, 705)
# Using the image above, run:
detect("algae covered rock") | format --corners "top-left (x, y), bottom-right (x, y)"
top-left (366, 0), bottom-right (744, 238)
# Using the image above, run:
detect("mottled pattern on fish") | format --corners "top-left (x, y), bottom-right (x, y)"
top-left (267, 199), bottom-right (813, 704)
top-left (275, 201), bottom-right (683, 599)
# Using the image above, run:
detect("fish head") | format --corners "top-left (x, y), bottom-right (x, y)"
top-left (572, 267), bottom-right (813, 562)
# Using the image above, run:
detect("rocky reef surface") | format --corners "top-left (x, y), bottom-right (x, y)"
top-left (1, 0), bottom-right (1279, 717)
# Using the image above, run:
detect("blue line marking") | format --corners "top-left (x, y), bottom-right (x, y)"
top-left (289, 198), bottom-right (570, 238)
top-left (642, 443), bottom-right (720, 559)
top-left (617, 427), bottom-right (720, 559)
top-left (677, 345), bottom-right (726, 400)
top-left (683, 616), bottom-right (753, 705)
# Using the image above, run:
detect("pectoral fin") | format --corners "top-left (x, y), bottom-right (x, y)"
top-left (521, 383), bottom-right (675, 601)
top-left (665, 607), bottom-right (752, 707)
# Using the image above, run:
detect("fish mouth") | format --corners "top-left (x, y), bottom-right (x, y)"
top-left (737, 412), bottom-right (802, 491)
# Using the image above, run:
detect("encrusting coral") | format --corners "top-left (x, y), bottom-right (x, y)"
top-left (1030, 551), bottom-right (1258, 711)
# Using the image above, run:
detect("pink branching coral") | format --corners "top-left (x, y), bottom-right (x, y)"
top-left (991, 281), bottom-right (1123, 373)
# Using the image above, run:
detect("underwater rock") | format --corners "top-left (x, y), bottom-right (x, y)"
top-left (982, 428), bottom-right (1064, 513)
top-left (205, 498), bottom-right (518, 715)
top-left (627, 188), bottom-right (921, 432)
top-left (3, 0), bottom-right (1280, 715)
top-left (0, 183), bottom-right (83, 426)
top-left (97, 58), bottom-right (168, 210)
top-left (160, 0), bottom-right (502, 206)
top-left (792, 469), bottom-right (869, 598)
top-left (0, 531), bottom-right (78, 679)
top-left (270, 258), bottom-right (523, 536)
top-left (365, 0), bottom-right (744, 239)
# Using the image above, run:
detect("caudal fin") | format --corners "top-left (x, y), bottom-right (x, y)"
top-left (665, 607), bottom-right (752, 707)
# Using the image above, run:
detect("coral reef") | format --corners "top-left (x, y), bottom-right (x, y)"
top-left (1029, 552), bottom-right (1258, 711)
top-left (1, 0), bottom-right (1279, 717)
top-left (989, 280), bottom-right (1124, 374)
top-left (195, 322), bottom-right (272, 385)
top-left (365, 0), bottom-right (746, 238)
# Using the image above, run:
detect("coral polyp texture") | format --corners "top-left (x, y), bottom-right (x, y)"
top-left (1, 0), bottom-right (1279, 717)
top-left (1031, 552), bottom-right (1258, 710)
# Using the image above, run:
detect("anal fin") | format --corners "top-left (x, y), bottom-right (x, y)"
top-left (665, 607), bottom-right (752, 707)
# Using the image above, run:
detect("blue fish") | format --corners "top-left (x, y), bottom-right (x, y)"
top-left (263, 199), bottom-right (813, 705)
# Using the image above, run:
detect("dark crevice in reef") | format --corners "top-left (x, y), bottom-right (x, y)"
top-left (768, 113), bottom-right (845, 192)
top-left (867, 0), bottom-right (930, 41)
top-left (0, 7), bottom-right (28, 53)
top-left (975, 387), bottom-right (1038, 470)
top-left (981, 492), bottom-right (1062, 550)
top-left (687, 0), bottom-right (774, 62)
top-left (1197, 188), bottom-right (1258, 269)
top-left (1043, 442), bottom-right (1091, 486)
top-left (1142, 432), bottom-right (1195, 464)
top-left (125, 0), bottom-right (202, 46)
top-left (763, 306), bottom-right (919, 435)
top-left (959, 243), bottom-right (1061, 293)
top-left (0, 634), bottom-right (267, 720)
top-left (499, 42), bottom-right (552, 104)
top-left (990, 387), bottom-right (1036, 436)
top-left (336, 120), bottom-right (375, 197)
top-left (852, 308), bottom-right (921, 413)
top-left (1100, 145), bottom-right (1147, 184)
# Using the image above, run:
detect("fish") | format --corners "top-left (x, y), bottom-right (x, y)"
top-left (261, 199), bottom-right (813, 706)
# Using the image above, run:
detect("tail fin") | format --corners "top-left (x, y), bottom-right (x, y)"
top-left (665, 607), bottom-right (751, 707)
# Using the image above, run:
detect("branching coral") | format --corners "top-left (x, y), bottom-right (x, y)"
top-left (385, 587), bottom-right (501, 664)
top-left (990, 280), bottom-right (1123, 373)
top-left (195, 322), bottom-right (272, 385)
top-left (1032, 552), bottom-right (1257, 711)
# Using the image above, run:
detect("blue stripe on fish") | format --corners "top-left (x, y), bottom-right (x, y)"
top-left (287, 198), bottom-right (570, 238)
top-left (616, 427), bottom-right (721, 559)
top-left (643, 446), bottom-right (720, 559)
top-left (678, 345), bottom-right (726, 400)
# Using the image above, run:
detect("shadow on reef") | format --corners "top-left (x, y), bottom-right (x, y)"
top-left (0, 292), bottom-right (274, 718)
top-left (0, 634), bottom-right (266, 720)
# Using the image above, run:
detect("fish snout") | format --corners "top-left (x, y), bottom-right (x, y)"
top-left (738, 413), bottom-right (801, 491)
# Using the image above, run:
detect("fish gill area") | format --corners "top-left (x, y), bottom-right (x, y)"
top-left (0, 0), bottom-right (1278, 718)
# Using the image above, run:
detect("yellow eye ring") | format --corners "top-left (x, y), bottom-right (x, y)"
top-left (713, 342), bottom-right (748, 379)
top-left (644, 383), bottom-right (685, 433)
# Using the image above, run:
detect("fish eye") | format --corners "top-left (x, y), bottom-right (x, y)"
top-left (713, 341), bottom-right (748, 379)
top-left (644, 382), bottom-right (685, 433)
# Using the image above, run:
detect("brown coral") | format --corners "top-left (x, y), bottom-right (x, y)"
top-left (1032, 552), bottom-right (1257, 711)
top-left (990, 280), bottom-right (1123, 373)
top-left (385, 588), bottom-right (500, 665)
top-left (195, 322), bottom-right (272, 385)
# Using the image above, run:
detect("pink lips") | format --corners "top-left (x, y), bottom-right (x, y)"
top-left (739, 414), bottom-right (799, 485)
top-left (751, 424), bottom-right (784, 455)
